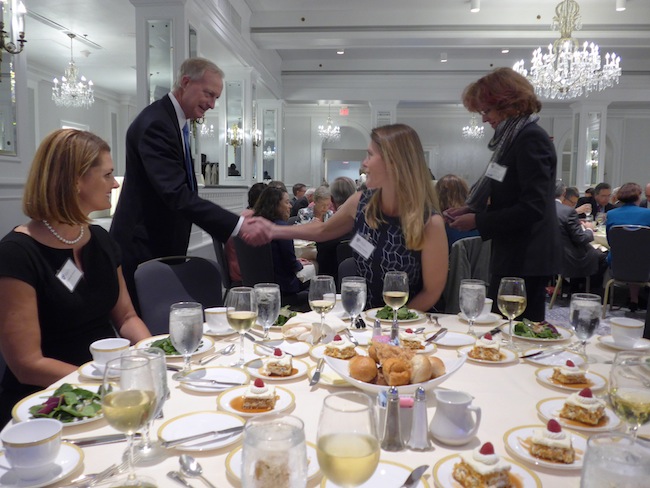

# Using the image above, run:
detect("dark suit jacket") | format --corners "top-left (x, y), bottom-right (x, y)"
top-left (475, 122), bottom-right (560, 277)
top-left (555, 201), bottom-right (599, 277)
top-left (110, 95), bottom-right (239, 299)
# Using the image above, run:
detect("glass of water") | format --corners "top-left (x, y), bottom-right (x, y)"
top-left (169, 301), bottom-right (203, 379)
top-left (581, 433), bottom-right (650, 488)
top-left (341, 277), bottom-right (367, 330)
top-left (459, 279), bottom-right (486, 337)
top-left (254, 283), bottom-right (281, 339)
top-left (569, 293), bottom-right (601, 358)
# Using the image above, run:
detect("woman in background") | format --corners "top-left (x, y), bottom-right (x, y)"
top-left (436, 174), bottom-right (479, 250)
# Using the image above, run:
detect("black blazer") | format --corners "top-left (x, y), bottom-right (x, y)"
top-left (475, 122), bottom-right (560, 277)
top-left (555, 201), bottom-right (599, 277)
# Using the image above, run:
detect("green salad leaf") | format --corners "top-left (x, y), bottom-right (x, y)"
top-left (29, 383), bottom-right (102, 423)
top-left (375, 305), bottom-right (418, 320)
top-left (275, 306), bottom-right (298, 326)
top-left (513, 319), bottom-right (561, 339)
top-left (149, 336), bottom-right (203, 355)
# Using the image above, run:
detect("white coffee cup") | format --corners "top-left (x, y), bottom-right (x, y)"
top-left (0, 419), bottom-right (62, 480)
top-left (478, 298), bottom-right (493, 319)
top-left (205, 306), bottom-right (230, 333)
top-left (610, 317), bottom-right (644, 348)
top-left (89, 337), bottom-right (130, 366)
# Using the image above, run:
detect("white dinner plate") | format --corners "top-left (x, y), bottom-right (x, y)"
top-left (364, 308), bottom-right (424, 324)
top-left (458, 312), bottom-right (502, 325)
top-left (503, 425), bottom-right (586, 471)
top-left (433, 453), bottom-right (541, 488)
top-left (12, 384), bottom-right (103, 425)
top-left (521, 348), bottom-right (586, 367)
top-left (324, 353), bottom-right (466, 395)
top-left (597, 335), bottom-right (650, 351)
top-left (458, 346), bottom-right (519, 365)
top-left (254, 340), bottom-right (311, 357)
top-left (202, 323), bottom-right (236, 337)
top-left (535, 367), bottom-right (607, 392)
top-left (308, 363), bottom-right (347, 387)
top-left (217, 385), bottom-right (295, 417)
top-left (244, 358), bottom-right (309, 381)
top-left (348, 329), bottom-right (373, 346)
top-left (536, 397), bottom-right (622, 433)
top-left (178, 366), bottom-right (250, 393)
top-left (320, 460), bottom-right (429, 488)
top-left (76, 361), bottom-right (119, 381)
top-left (157, 410), bottom-right (244, 451)
top-left (0, 442), bottom-right (83, 488)
top-left (432, 331), bottom-right (476, 348)
top-left (503, 325), bottom-right (574, 343)
top-left (226, 441), bottom-right (321, 482)
top-left (136, 334), bottom-right (214, 358)
top-left (309, 344), bottom-right (365, 361)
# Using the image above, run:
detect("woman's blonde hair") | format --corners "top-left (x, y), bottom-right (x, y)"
top-left (23, 129), bottom-right (110, 225)
top-left (364, 124), bottom-right (439, 250)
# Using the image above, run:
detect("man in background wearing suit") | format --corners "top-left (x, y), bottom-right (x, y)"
top-left (111, 58), bottom-right (271, 308)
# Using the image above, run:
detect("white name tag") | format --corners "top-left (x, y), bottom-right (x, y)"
top-left (350, 232), bottom-right (375, 260)
top-left (485, 162), bottom-right (507, 182)
top-left (56, 258), bottom-right (83, 292)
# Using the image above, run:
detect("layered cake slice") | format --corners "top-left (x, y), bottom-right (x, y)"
top-left (242, 379), bottom-right (276, 410)
top-left (551, 359), bottom-right (586, 385)
top-left (399, 328), bottom-right (425, 350)
top-left (262, 348), bottom-right (293, 376)
top-left (468, 332), bottom-right (502, 361)
top-left (530, 419), bottom-right (575, 464)
top-left (325, 334), bottom-right (357, 359)
top-left (559, 387), bottom-right (606, 425)
top-left (452, 441), bottom-right (512, 488)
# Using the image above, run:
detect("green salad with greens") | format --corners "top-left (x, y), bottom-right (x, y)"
top-left (150, 336), bottom-right (203, 355)
top-left (275, 306), bottom-right (298, 326)
top-left (375, 305), bottom-right (418, 321)
top-left (29, 383), bottom-right (102, 423)
top-left (513, 319), bottom-right (561, 339)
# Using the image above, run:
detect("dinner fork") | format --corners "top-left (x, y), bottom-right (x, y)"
top-left (64, 455), bottom-right (132, 488)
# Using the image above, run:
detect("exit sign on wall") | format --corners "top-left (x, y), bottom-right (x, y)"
top-left (339, 107), bottom-right (349, 116)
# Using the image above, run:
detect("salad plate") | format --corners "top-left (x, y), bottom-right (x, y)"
top-left (135, 334), bottom-right (214, 358)
top-left (503, 425), bottom-right (586, 471)
top-left (157, 411), bottom-right (244, 451)
top-left (320, 460), bottom-right (429, 488)
top-left (458, 346), bottom-right (518, 365)
top-left (502, 323), bottom-right (573, 342)
top-left (535, 367), bottom-right (606, 392)
top-left (12, 384), bottom-right (103, 425)
top-left (226, 442), bottom-right (321, 482)
top-left (536, 398), bottom-right (622, 433)
top-left (364, 308), bottom-right (424, 324)
top-left (433, 454), bottom-right (541, 488)
top-left (0, 443), bottom-right (83, 488)
top-left (244, 358), bottom-right (309, 381)
top-left (178, 366), bottom-right (250, 393)
top-left (217, 385), bottom-right (295, 417)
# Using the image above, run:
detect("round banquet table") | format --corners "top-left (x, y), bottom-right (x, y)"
top-left (4, 313), bottom-right (647, 488)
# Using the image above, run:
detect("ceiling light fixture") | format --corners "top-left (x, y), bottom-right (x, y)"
top-left (462, 114), bottom-right (484, 140)
top-left (440, 52), bottom-right (448, 63)
top-left (0, 0), bottom-right (27, 66)
top-left (616, 0), bottom-right (626, 11)
top-left (470, 0), bottom-right (480, 13)
top-left (336, 49), bottom-right (344, 55)
top-left (513, 0), bottom-right (621, 100)
top-left (318, 104), bottom-right (341, 142)
top-left (501, 49), bottom-right (510, 54)
top-left (52, 33), bottom-right (94, 109)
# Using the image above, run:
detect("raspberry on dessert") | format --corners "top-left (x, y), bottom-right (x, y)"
top-left (579, 388), bottom-right (593, 398)
top-left (566, 360), bottom-right (575, 367)
top-left (333, 334), bottom-right (342, 341)
top-left (254, 378), bottom-right (265, 388)
top-left (273, 348), bottom-right (283, 356)
top-left (479, 442), bottom-right (495, 455)
top-left (405, 328), bottom-right (413, 333)
top-left (483, 332), bottom-right (492, 340)
top-left (547, 419), bottom-right (562, 432)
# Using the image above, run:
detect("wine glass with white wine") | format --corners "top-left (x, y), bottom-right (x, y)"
top-left (254, 283), bottom-right (281, 339)
top-left (316, 391), bottom-right (380, 488)
top-left (609, 351), bottom-right (650, 442)
top-left (497, 277), bottom-right (527, 351)
top-left (382, 271), bottom-right (409, 344)
top-left (459, 279), bottom-right (486, 337)
top-left (169, 301), bottom-right (203, 380)
top-left (226, 287), bottom-right (258, 367)
top-left (309, 275), bottom-right (337, 341)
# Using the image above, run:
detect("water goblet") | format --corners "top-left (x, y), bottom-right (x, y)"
top-left (309, 275), bottom-right (336, 342)
top-left (226, 287), bottom-right (258, 367)
top-left (609, 351), bottom-right (650, 441)
top-left (497, 277), bottom-right (527, 351)
top-left (169, 301), bottom-right (203, 379)
top-left (341, 276), bottom-right (367, 329)
top-left (382, 271), bottom-right (409, 344)
top-left (581, 433), bottom-right (650, 487)
top-left (569, 292), bottom-right (601, 359)
top-left (459, 279), bottom-right (486, 337)
top-left (254, 283), bottom-right (281, 339)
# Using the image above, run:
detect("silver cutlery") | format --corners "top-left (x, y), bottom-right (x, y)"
top-left (310, 357), bottom-right (325, 386)
top-left (425, 327), bottom-right (448, 344)
top-left (63, 433), bottom-right (138, 447)
top-left (399, 464), bottom-right (429, 488)
top-left (197, 343), bottom-right (236, 366)
top-left (179, 454), bottom-right (217, 488)
top-left (344, 328), bottom-right (359, 346)
top-left (520, 346), bottom-right (566, 359)
top-left (168, 471), bottom-right (196, 488)
top-left (161, 425), bottom-right (245, 448)
top-left (179, 378), bottom-right (244, 387)
top-left (426, 313), bottom-right (442, 327)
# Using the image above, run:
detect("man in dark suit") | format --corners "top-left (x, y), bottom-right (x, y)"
top-left (111, 58), bottom-right (271, 308)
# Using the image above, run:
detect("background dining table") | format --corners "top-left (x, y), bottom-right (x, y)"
top-left (4, 312), bottom-right (647, 488)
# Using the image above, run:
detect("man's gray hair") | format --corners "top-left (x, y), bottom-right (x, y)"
top-left (554, 180), bottom-right (567, 199)
top-left (173, 58), bottom-right (224, 90)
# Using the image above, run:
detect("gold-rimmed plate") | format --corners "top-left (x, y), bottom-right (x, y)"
top-left (11, 384), bottom-right (103, 425)
top-left (534, 367), bottom-right (607, 392)
top-left (244, 358), bottom-right (309, 381)
top-left (433, 453), bottom-right (541, 488)
top-left (536, 397), bottom-right (622, 433)
top-left (320, 460), bottom-right (429, 487)
top-left (0, 443), bottom-right (83, 488)
top-left (503, 425), bottom-right (586, 471)
top-left (135, 334), bottom-right (214, 358)
top-left (157, 410), bottom-right (245, 451)
top-left (217, 385), bottom-right (295, 417)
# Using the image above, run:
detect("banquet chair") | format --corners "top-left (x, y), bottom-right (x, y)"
top-left (212, 239), bottom-right (232, 290)
top-left (134, 256), bottom-right (223, 335)
top-left (337, 257), bottom-right (358, 291)
top-left (549, 275), bottom-right (591, 309)
top-left (602, 225), bottom-right (650, 318)
top-left (442, 236), bottom-right (491, 314)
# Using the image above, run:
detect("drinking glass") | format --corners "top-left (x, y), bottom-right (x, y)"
top-left (497, 277), bottom-right (527, 351)
top-left (309, 275), bottom-right (336, 341)
top-left (316, 391), bottom-right (379, 488)
top-left (341, 277), bottom-right (367, 330)
top-left (382, 271), bottom-right (409, 344)
top-left (459, 279), bottom-right (486, 337)
top-left (585, 206), bottom-right (593, 222)
top-left (226, 287), bottom-right (258, 367)
top-left (569, 292), bottom-right (601, 358)
top-left (101, 355), bottom-right (157, 488)
top-left (242, 414), bottom-right (307, 488)
top-left (169, 301), bottom-right (203, 379)
top-left (609, 351), bottom-right (650, 441)
top-left (254, 283), bottom-right (281, 339)
top-left (581, 433), bottom-right (650, 487)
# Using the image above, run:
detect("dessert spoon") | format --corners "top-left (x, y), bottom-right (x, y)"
top-left (179, 454), bottom-right (217, 488)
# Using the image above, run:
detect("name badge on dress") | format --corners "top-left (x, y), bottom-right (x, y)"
top-left (350, 233), bottom-right (375, 260)
top-left (56, 258), bottom-right (83, 292)
top-left (485, 162), bottom-right (507, 182)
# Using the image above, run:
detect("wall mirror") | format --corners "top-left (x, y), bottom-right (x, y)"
top-left (0, 61), bottom-right (17, 156)
top-left (225, 80), bottom-right (243, 179)
top-left (262, 108), bottom-right (276, 180)
top-left (585, 112), bottom-right (601, 187)
top-left (147, 20), bottom-right (173, 103)
top-left (188, 25), bottom-right (197, 58)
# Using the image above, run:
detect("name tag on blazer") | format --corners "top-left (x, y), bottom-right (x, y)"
top-left (485, 162), bottom-right (507, 182)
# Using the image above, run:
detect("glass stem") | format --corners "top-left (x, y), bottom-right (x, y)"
top-left (468, 318), bottom-right (475, 337)
top-left (141, 420), bottom-right (152, 450)
top-left (239, 332), bottom-right (245, 366)
top-left (126, 433), bottom-right (136, 481)
top-left (183, 354), bottom-right (191, 373)
top-left (390, 309), bottom-right (399, 345)
top-left (508, 318), bottom-right (514, 348)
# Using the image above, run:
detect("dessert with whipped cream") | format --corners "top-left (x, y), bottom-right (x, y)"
top-left (325, 334), bottom-right (357, 359)
top-left (399, 328), bottom-right (425, 350)
top-left (242, 379), bottom-right (276, 410)
top-left (468, 332), bottom-right (502, 361)
top-left (559, 387), bottom-right (606, 425)
top-left (551, 359), bottom-right (586, 385)
top-left (262, 348), bottom-right (293, 376)
top-left (452, 441), bottom-right (512, 487)
top-left (530, 419), bottom-right (575, 463)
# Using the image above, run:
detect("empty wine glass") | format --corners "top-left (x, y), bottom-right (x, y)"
top-left (169, 301), bottom-right (203, 380)
top-left (382, 271), bottom-right (409, 344)
top-left (497, 277), bottom-right (527, 351)
top-left (254, 283), bottom-right (281, 339)
top-left (341, 276), bottom-right (367, 329)
top-left (609, 351), bottom-right (650, 442)
top-left (309, 275), bottom-right (336, 342)
top-left (569, 292), bottom-right (601, 359)
top-left (459, 279), bottom-right (486, 337)
top-left (226, 287), bottom-right (258, 367)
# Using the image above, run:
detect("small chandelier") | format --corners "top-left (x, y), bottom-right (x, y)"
top-left (462, 115), bottom-right (484, 140)
top-left (52, 33), bottom-right (94, 109)
top-left (263, 146), bottom-right (276, 161)
top-left (0, 1), bottom-right (27, 65)
top-left (251, 128), bottom-right (262, 147)
top-left (227, 122), bottom-right (243, 147)
top-left (513, 0), bottom-right (621, 100)
top-left (200, 122), bottom-right (214, 138)
top-left (318, 105), bottom-right (341, 142)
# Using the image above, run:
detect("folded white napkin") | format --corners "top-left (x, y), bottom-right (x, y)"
top-left (281, 311), bottom-right (348, 344)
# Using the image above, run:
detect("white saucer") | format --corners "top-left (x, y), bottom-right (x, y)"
top-left (0, 443), bottom-right (83, 488)
top-left (598, 335), bottom-right (650, 351)
top-left (203, 323), bottom-right (236, 337)
top-left (226, 442), bottom-right (321, 482)
top-left (536, 397), bottom-right (622, 433)
top-left (458, 312), bottom-right (502, 325)
top-left (157, 411), bottom-right (244, 451)
top-left (77, 361), bottom-right (119, 380)
top-left (320, 460), bottom-right (429, 487)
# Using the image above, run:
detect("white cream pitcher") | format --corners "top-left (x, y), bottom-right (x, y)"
top-left (429, 389), bottom-right (481, 445)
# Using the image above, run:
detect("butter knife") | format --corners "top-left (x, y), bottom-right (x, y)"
top-left (520, 346), bottom-right (566, 359)
top-left (400, 464), bottom-right (429, 488)
top-left (425, 327), bottom-right (447, 344)
top-left (161, 425), bottom-right (244, 448)
top-left (64, 433), bottom-right (140, 447)
top-left (310, 357), bottom-right (325, 386)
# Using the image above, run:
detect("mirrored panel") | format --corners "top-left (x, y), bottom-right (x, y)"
top-left (188, 25), bottom-right (197, 58)
top-left (147, 20), bottom-right (173, 103)
top-left (225, 81), bottom-right (243, 178)
top-left (0, 59), bottom-right (16, 155)
top-left (199, 115), bottom-right (219, 186)
top-left (262, 109), bottom-right (276, 181)
top-left (585, 112), bottom-right (600, 187)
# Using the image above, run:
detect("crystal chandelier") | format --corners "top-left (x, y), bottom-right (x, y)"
top-left (318, 105), bottom-right (341, 142)
top-left (200, 122), bottom-right (214, 138)
top-left (52, 33), bottom-right (94, 109)
top-left (462, 115), bottom-right (484, 140)
top-left (513, 0), bottom-right (621, 100)
top-left (227, 122), bottom-right (243, 147)
top-left (263, 146), bottom-right (276, 160)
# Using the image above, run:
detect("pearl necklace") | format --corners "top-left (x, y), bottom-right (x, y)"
top-left (42, 220), bottom-right (85, 245)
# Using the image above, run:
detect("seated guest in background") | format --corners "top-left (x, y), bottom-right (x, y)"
top-left (298, 185), bottom-right (334, 223)
top-left (291, 183), bottom-right (307, 205)
top-left (576, 186), bottom-right (596, 218)
top-left (564, 186), bottom-right (593, 219)
top-left (611, 186), bottom-right (622, 208)
top-left (592, 182), bottom-right (615, 218)
top-left (436, 174), bottom-right (479, 250)
top-left (0, 129), bottom-right (152, 426)
top-left (605, 182), bottom-right (650, 312)
top-left (290, 187), bottom-right (314, 217)
top-left (267, 180), bottom-right (287, 192)
top-left (640, 182), bottom-right (650, 209)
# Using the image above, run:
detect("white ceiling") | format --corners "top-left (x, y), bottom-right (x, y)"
top-left (22, 0), bottom-right (650, 104)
